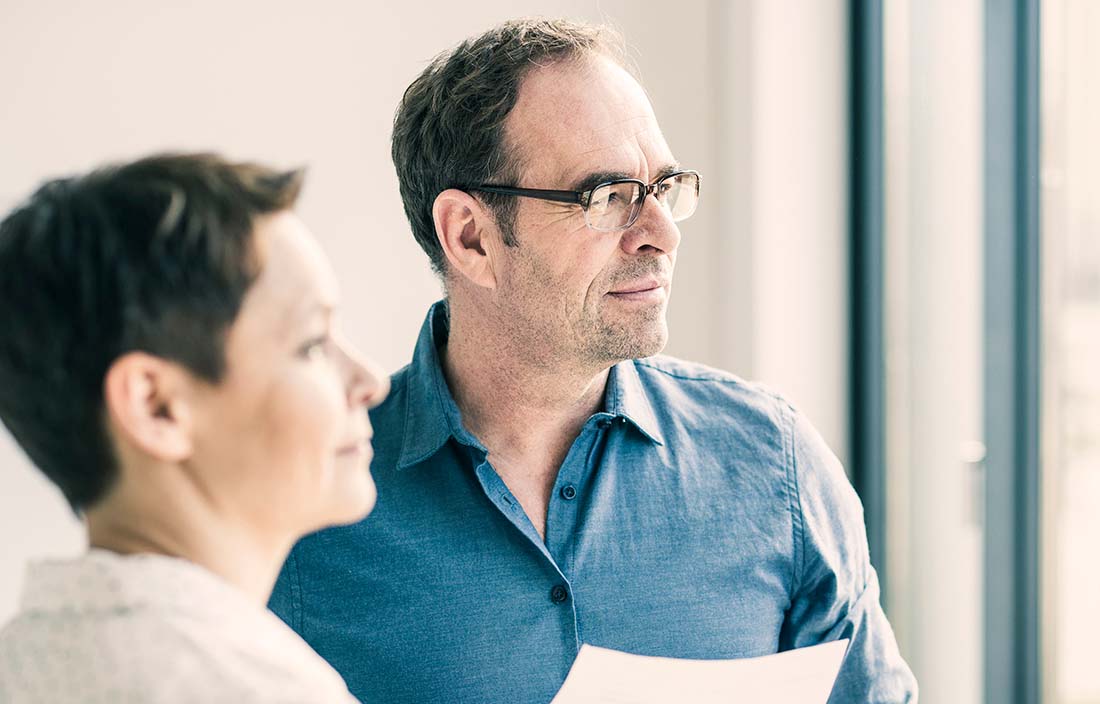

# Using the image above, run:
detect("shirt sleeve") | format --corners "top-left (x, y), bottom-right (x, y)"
top-left (779, 405), bottom-right (919, 703)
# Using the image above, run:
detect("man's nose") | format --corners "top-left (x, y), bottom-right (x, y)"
top-left (619, 194), bottom-right (682, 255)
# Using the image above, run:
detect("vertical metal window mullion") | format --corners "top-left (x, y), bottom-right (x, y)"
top-left (850, 0), bottom-right (888, 596)
top-left (983, 0), bottom-right (1041, 702)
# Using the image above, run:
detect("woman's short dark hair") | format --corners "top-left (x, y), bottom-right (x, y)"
top-left (0, 153), bottom-right (303, 512)
top-left (390, 17), bottom-right (626, 277)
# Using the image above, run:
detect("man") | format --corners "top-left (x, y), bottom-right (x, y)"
top-left (270, 18), bottom-right (918, 703)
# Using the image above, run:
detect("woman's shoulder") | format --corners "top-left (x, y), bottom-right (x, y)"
top-left (0, 552), bottom-right (358, 703)
top-left (0, 599), bottom-right (356, 703)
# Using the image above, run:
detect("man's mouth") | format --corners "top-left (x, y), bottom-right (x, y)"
top-left (607, 277), bottom-right (669, 301)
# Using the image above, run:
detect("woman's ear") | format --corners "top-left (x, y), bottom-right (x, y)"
top-left (102, 352), bottom-right (194, 463)
top-left (432, 189), bottom-right (499, 290)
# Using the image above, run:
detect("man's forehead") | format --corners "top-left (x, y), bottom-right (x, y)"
top-left (506, 56), bottom-right (675, 186)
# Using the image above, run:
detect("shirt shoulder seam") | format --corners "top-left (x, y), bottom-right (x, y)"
top-left (783, 403), bottom-right (806, 602)
top-left (633, 359), bottom-right (744, 384)
top-left (633, 359), bottom-right (789, 404)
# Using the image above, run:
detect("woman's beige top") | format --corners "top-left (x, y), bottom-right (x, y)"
top-left (0, 549), bottom-right (359, 703)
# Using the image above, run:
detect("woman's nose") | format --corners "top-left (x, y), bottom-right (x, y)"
top-left (340, 340), bottom-right (390, 410)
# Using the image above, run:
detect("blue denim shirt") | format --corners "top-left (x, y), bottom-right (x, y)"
top-left (270, 301), bottom-right (917, 703)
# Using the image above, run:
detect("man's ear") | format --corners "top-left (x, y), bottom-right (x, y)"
top-left (102, 352), bottom-right (195, 464)
top-left (432, 189), bottom-right (499, 290)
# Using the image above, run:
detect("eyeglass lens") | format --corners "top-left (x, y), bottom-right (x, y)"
top-left (585, 172), bottom-right (699, 231)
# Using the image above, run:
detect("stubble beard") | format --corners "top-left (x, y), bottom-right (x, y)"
top-left (496, 280), bottom-right (670, 372)
top-left (573, 295), bottom-right (670, 366)
top-left (500, 244), bottom-right (673, 370)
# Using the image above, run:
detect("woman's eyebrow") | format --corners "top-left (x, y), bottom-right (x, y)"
top-left (288, 300), bottom-right (338, 330)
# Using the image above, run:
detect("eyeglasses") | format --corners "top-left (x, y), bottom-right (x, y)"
top-left (466, 170), bottom-right (701, 232)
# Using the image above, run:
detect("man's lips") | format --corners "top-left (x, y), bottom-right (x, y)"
top-left (608, 278), bottom-right (668, 295)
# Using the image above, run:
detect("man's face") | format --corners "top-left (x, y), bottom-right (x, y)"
top-left (490, 54), bottom-right (683, 367)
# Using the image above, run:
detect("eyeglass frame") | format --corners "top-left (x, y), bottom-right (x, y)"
top-left (462, 169), bottom-right (701, 231)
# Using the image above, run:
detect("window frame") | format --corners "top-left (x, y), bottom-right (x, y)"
top-left (983, 1), bottom-right (1042, 702)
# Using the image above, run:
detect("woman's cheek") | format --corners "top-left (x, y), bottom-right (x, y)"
top-left (298, 365), bottom-right (350, 450)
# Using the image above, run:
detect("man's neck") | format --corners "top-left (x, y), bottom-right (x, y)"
top-left (441, 300), bottom-right (610, 466)
top-left (86, 477), bottom-right (292, 606)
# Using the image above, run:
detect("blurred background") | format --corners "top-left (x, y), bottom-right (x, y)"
top-left (0, 1), bottom-right (1094, 703)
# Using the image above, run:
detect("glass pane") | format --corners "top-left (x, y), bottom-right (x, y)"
top-left (883, 0), bottom-right (985, 701)
top-left (1041, 1), bottom-right (1100, 702)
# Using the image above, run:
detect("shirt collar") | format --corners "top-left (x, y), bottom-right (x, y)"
top-left (396, 300), bottom-right (665, 470)
top-left (605, 358), bottom-right (666, 446)
top-left (397, 300), bottom-right (484, 469)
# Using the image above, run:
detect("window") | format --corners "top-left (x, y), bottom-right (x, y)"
top-left (881, 1), bottom-right (986, 701)
top-left (1041, 1), bottom-right (1100, 702)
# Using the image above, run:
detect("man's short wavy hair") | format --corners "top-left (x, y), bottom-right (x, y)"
top-left (390, 17), bottom-right (628, 278)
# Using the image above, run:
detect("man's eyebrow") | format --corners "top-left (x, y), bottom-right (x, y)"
top-left (568, 164), bottom-right (683, 193)
top-left (569, 170), bottom-right (635, 193)
top-left (653, 163), bottom-right (683, 181)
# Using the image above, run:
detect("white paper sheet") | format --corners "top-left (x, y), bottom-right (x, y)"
top-left (550, 639), bottom-right (849, 704)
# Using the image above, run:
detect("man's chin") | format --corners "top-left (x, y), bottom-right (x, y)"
top-left (590, 323), bottom-right (668, 363)
top-left (629, 332), bottom-right (668, 360)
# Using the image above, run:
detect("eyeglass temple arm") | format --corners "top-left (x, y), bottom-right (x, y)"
top-left (469, 184), bottom-right (586, 206)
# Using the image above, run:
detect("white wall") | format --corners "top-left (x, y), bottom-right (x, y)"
top-left (712, 1), bottom-right (850, 464)
top-left (0, 0), bottom-right (848, 623)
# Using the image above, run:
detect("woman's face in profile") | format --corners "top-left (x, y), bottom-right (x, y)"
top-left (186, 211), bottom-right (388, 537)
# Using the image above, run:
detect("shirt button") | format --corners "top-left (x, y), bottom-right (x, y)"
top-left (560, 484), bottom-right (578, 500)
top-left (550, 584), bottom-right (569, 604)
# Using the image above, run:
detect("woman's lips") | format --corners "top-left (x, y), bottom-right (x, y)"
top-left (336, 438), bottom-right (371, 458)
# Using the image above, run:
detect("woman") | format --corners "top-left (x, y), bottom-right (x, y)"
top-left (0, 153), bottom-right (387, 702)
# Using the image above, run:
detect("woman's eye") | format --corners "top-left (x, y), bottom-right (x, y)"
top-left (300, 336), bottom-right (332, 360)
